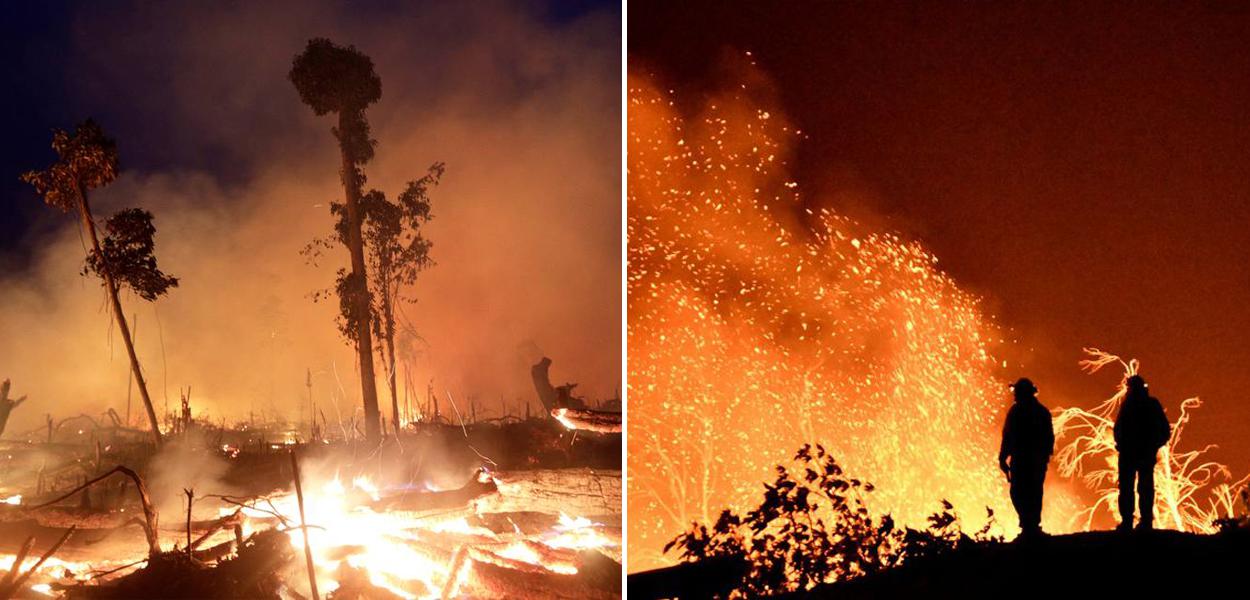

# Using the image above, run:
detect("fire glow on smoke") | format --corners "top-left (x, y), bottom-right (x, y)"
top-left (625, 69), bottom-right (1080, 571)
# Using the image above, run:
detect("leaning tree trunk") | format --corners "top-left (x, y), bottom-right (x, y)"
top-left (338, 111), bottom-right (382, 445)
top-left (77, 187), bottom-right (163, 448)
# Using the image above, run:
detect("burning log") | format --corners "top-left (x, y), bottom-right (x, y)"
top-left (459, 552), bottom-right (620, 599)
top-left (0, 507), bottom-right (130, 530)
top-left (368, 468), bottom-right (498, 514)
top-left (330, 561), bottom-right (417, 600)
top-left (477, 468), bottom-right (622, 517)
top-left (551, 408), bottom-right (621, 434)
top-left (0, 526), bottom-right (75, 599)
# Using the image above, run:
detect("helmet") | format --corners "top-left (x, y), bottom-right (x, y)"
top-left (1010, 377), bottom-right (1037, 397)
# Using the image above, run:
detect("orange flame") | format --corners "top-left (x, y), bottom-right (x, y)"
top-left (626, 70), bottom-right (1081, 571)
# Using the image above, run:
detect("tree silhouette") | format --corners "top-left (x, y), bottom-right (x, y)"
top-left (361, 164), bottom-right (443, 435)
top-left (21, 120), bottom-right (176, 447)
top-left (290, 38), bottom-right (385, 444)
top-left (305, 166), bottom-right (444, 436)
top-left (666, 444), bottom-right (1001, 596)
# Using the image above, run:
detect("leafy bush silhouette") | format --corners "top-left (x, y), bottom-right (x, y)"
top-left (665, 444), bottom-right (1001, 596)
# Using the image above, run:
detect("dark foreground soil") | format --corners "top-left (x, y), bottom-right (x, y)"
top-left (631, 528), bottom-right (1250, 599)
top-left (802, 529), bottom-right (1250, 599)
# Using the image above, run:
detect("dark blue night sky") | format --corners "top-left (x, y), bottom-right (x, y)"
top-left (1, 0), bottom-right (618, 269)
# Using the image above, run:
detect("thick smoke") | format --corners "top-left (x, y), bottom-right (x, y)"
top-left (1, 1), bottom-right (620, 433)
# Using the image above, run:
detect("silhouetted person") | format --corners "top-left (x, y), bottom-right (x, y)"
top-left (1114, 375), bottom-right (1170, 531)
top-left (999, 378), bottom-right (1054, 538)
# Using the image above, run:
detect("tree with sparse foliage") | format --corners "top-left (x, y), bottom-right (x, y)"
top-left (21, 120), bottom-right (177, 447)
top-left (289, 38), bottom-right (385, 443)
top-left (361, 165), bottom-right (442, 435)
top-left (305, 168), bottom-right (444, 437)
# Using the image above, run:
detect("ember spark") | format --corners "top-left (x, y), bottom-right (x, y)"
top-left (626, 71), bottom-right (1077, 571)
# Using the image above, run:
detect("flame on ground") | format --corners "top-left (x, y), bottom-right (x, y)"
top-left (0, 473), bottom-right (616, 598)
top-left (226, 474), bottom-right (616, 598)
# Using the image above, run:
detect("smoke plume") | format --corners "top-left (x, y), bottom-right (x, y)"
top-left (1, 1), bottom-right (620, 433)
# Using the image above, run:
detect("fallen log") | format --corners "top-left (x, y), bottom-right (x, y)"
top-left (470, 540), bottom-right (581, 574)
top-left (369, 468), bottom-right (498, 514)
top-left (462, 553), bottom-right (619, 599)
top-left (551, 408), bottom-right (621, 434)
top-left (25, 466), bottom-right (160, 557)
top-left (0, 506), bottom-right (128, 529)
top-left (476, 468), bottom-right (621, 517)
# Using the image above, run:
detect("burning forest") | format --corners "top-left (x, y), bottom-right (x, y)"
top-left (627, 66), bottom-right (1042, 572)
top-left (1, 3), bottom-right (622, 598)
top-left (626, 58), bottom-right (1250, 582)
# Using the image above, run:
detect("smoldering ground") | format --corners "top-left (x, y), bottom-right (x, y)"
top-left (1, 1), bottom-right (621, 433)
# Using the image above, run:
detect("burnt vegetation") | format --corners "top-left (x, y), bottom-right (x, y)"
top-left (3, 35), bottom-right (621, 600)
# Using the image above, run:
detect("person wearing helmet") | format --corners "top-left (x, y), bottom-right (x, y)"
top-left (998, 377), bottom-right (1055, 538)
top-left (1113, 375), bottom-right (1171, 531)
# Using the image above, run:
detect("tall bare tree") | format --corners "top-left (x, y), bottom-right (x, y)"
top-left (290, 38), bottom-right (385, 443)
top-left (360, 164), bottom-right (443, 435)
top-left (21, 121), bottom-right (177, 447)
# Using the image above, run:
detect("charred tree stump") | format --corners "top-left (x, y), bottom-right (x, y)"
top-left (0, 380), bottom-right (27, 439)
top-left (551, 408), bottom-right (622, 434)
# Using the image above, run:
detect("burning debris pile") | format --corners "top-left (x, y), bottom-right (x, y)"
top-left (0, 356), bottom-right (622, 599)
top-left (0, 440), bottom-right (621, 599)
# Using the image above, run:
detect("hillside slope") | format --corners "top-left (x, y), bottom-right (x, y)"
top-left (630, 529), bottom-right (1249, 598)
top-left (796, 529), bottom-right (1249, 599)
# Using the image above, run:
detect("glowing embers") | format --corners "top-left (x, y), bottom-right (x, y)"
top-left (627, 74), bottom-right (1022, 570)
top-left (222, 474), bottom-right (616, 599)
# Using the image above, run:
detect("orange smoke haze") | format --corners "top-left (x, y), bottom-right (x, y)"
top-left (1, 2), bottom-right (620, 432)
top-left (626, 62), bottom-right (1078, 572)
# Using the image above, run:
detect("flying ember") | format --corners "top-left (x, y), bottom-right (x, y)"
top-left (625, 71), bottom-right (1080, 571)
